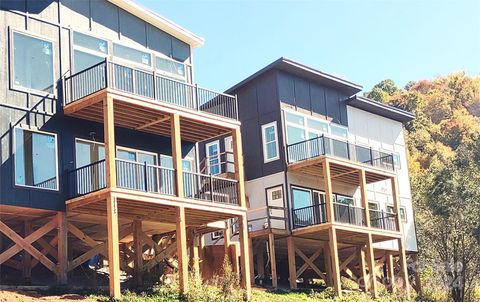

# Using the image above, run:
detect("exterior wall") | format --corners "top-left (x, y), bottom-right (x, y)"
top-left (277, 70), bottom-right (349, 126)
top-left (0, 0), bottom-right (195, 211)
top-left (347, 106), bottom-right (417, 252)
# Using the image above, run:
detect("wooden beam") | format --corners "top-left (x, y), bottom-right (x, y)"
top-left (199, 234), bottom-right (205, 275)
top-left (328, 227), bottom-right (342, 297)
top-left (359, 247), bottom-right (368, 292)
top-left (359, 169), bottom-right (371, 228)
top-left (324, 244), bottom-right (333, 287)
top-left (224, 220), bottom-right (231, 262)
top-left (386, 252), bottom-right (395, 293)
top-left (238, 214), bottom-right (252, 300)
top-left (232, 128), bottom-right (247, 208)
top-left (104, 96), bottom-right (116, 189)
top-left (31, 235), bottom-right (58, 269)
top-left (248, 238), bottom-right (254, 282)
top-left (192, 234), bottom-right (200, 276)
top-left (56, 212), bottom-right (68, 284)
top-left (295, 248), bottom-right (326, 281)
top-left (135, 116), bottom-right (170, 130)
top-left (339, 250), bottom-right (358, 272)
top-left (366, 234), bottom-right (378, 298)
top-left (171, 114), bottom-right (184, 198)
top-left (323, 159), bottom-right (334, 223)
top-left (398, 238), bottom-right (411, 298)
top-left (176, 206), bottom-right (188, 293)
top-left (107, 195), bottom-right (121, 299)
top-left (256, 241), bottom-right (265, 279)
top-left (268, 233), bottom-right (277, 288)
top-left (287, 236), bottom-right (297, 289)
top-left (22, 220), bottom-right (32, 280)
top-left (133, 220), bottom-right (143, 286)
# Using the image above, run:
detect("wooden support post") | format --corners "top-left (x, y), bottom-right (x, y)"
top-left (328, 227), bottom-right (342, 297)
top-left (268, 233), bottom-right (277, 288)
top-left (23, 220), bottom-right (32, 281)
top-left (224, 220), bottom-right (231, 262)
top-left (248, 238), bottom-right (255, 282)
top-left (256, 241), bottom-right (265, 279)
top-left (199, 234), bottom-right (205, 276)
top-left (103, 96), bottom-right (116, 189)
top-left (192, 234), bottom-right (200, 276)
top-left (107, 195), bottom-right (121, 299)
top-left (386, 252), bottom-right (395, 293)
top-left (359, 247), bottom-right (368, 292)
top-left (323, 244), bottom-right (333, 287)
top-left (176, 206), bottom-right (188, 294)
top-left (359, 169), bottom-right (371, 228)
top-left (57, 212), bottom-right (68, 285)
top-left (171, 114), bottom-right (184, 198)
top-left (412, 253), bottom-right (422, 296)
top-left (391, 177), bottom-right (402, 233)
top-left (232, 128), bottom-right (247, 208)
top-left (238, 214), bottom-right (252, 300)
top-left (398, 238), bottom-right (411, 297)
top-left (286, 236), bottom-right (297, 289)
top-left (366, 234), bottom-right (378, 298)
top-left (133, 220), bottom-right (143, 286)
top-left (323, 159), bottom-right (334, 223)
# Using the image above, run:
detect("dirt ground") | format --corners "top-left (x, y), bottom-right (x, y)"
top-left (0, 290), bottom-right (94, 302)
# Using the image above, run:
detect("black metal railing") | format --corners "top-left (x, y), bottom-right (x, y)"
top-left (64, 59), bottom-right (238, 120)
top-left (369, 209), bottom-right (398, 231)
top-left (115, 159), bottom-right (176, 196)
top-left (183, 171), bottom-right (238, 205)
top-left (67, 159), bottom-right (106, 198)
top-left (286, 134), bottom-right (395, 171)
top-left (333, 202), bottom-right (366, 226)
top-left (292, 203), bottom-right (327, 229)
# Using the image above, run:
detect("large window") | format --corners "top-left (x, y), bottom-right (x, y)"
top-left (15, 128), bottom-right (58, 190)
top-left (261, 122), bottom-right (279, 163)
top-left (113, 43), bottom-right (151, 67)
top-left (12, 31), bottom-right (54, 93)
top-left (156, 56), bottom-right (186, 81)
top-left (73, 31), bottom-right (108, 73)
top-left (387, 205), bottom-right (407, 223)
top-left (206, 141), bottom-right (220, 175)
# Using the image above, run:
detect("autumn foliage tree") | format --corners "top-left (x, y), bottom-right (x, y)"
top-left (366, 73), bottom-right (480, 302)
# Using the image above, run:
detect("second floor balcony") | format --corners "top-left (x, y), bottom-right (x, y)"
top-left (66, 158), bottom-right (239, 206)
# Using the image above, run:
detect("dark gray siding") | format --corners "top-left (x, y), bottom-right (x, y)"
top-left (0, 0), bottom-right (194, 211)
top-left (277, 71), bottom-right (349, 126)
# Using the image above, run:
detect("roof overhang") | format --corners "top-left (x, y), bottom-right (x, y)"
top-left (347, 96), bottom-right (415, 124)
top-left (226, 57), bottom-right (363, 96)
top-left (108, 0), bottom-right (205, 48)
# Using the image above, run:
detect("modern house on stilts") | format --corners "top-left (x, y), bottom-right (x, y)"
top-left (0, 0), bottom-right (251, 299)
top-left (200, 57), bottom-right (419, 298)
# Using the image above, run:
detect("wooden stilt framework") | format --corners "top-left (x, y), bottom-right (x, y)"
top-left (0, 212), bottom-right (67, 283)
top-left (268, 233), bottom-right (277, 288)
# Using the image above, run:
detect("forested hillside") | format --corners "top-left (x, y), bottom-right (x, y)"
top-left (365, 74), bottom-right (480, 302)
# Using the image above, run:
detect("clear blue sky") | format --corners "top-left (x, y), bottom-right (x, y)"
top-left (138, 0), bottom-right (480, 93)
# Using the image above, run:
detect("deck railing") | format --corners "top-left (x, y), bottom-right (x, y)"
top-left (369, 209), bottom-right (398, 231)
top-left (183, 171), bottom-right (239, 205)
top-left (292, 203), bottom-right (327, 229)
top-left (286, 135), bottom-right (395, 171)
top-left (67, 159), bottom-right (106, 198)
top-left (64, 59), bottom-right (238, 121)
top-left (34, 176), bottom-right (58, 190)
top-left (333, 202), bottom-right (366, 226)
top-left (67, 158), bottom-right (238, 205)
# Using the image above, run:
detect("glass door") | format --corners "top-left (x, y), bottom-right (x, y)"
top-left (75, 139), bottom-right (105, 194)
top-left (292, 187), bottom-right (313, 227)
top-left (206, 141), bottom-right (220, 175)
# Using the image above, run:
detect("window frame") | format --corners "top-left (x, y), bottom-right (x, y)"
top-left (116, 145), bottom-right (158, 165)
top-left (387, 205), bottom-right (408, 223)
top-left (205, 140), bottom-right (221, 175)
top-left (13, 126), bottom-right (59, 192)
top-left (155, 52), bottom-right (187, 81)
top-left (72, 30), bottom-right (109, 74)
top-left (9, 28), bottom-right (56, 96)
top-left (261, 121), bottom-right (280, 163)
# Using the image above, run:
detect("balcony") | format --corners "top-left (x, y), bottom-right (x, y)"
top-left (292, 203), bottom-right (398, 231)
top-left (66, 158), bottom-right (239, 206)
top-left (64, 59), bottom-right (238, 121)
top-left (287, 135), bottom-right (394, 171)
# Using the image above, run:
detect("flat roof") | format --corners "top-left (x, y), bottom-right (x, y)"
top-left (108, 0), bottom-right (204, 48)
top-left (225, 57), bottom-right (363, 96)
top-left (347, 96), bottom-right (415, 124)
